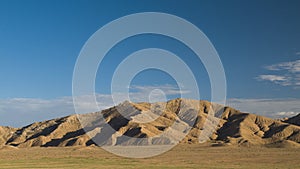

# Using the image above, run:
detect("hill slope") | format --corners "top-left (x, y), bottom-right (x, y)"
top-left (1, 99), bottom-right (299, 148)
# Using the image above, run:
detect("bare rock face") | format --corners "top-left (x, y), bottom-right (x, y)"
top-left (0, 99), bottom-right (299, 148)
top-left (217, 111), bottom-right (300, 146)
top-left (0, 126), bottom-right (17, 146)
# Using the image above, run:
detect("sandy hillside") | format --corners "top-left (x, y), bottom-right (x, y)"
top-left (0, 98), bottom-right (299, 148)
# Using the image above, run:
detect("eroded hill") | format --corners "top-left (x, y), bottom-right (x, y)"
top-left (1, 99), bottom-right (299, 148)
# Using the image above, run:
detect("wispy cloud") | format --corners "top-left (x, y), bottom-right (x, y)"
top-left (2, 83), bottom-right (298, 127)
top-left (0, 84), bottom-right (187, 127)
top-left (228, 98), bottom-right (300, 119)
top-left (257, 60), bottom-right (300, 87)
top-left (0, 97), bottom-right (75, 127)
top-left (265, 60), bottom-right (300, 73)
top-left (130, 84), bottom-right (190, 95)
top-left (2, 95), bottom-right (299, 127)
top-left (276, 111), bottom-right (299, 117)
top-left (256, 75), bottom-right (290, 86)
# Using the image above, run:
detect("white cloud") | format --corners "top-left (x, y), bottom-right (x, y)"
top-left (2, 94), bottom-right (300, 127)
top-left (108, 84), bottom-right (189, 105)
top-left (265, 60), bottom-right (300, 73)
top-left (130, 84), bottom-right (190, 95)
top-left (0, 97), bottom-right (75, 127)
top-left (0, 84), bottom-right (187, 127)
top-left (257, 75), bottom-right (287, 82)
top-left (276, 111), bottom-right (299, 117)
top-left (256, 75), bottom-right (291, 86)
top-left (228, 98), bottom-right (300, 119)
top-left (257, 60), bottom-right (300, 87)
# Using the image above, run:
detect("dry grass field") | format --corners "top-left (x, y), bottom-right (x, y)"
top-left (0, 144), bottom-right (299, 169)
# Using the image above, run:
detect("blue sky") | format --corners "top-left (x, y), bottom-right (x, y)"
top-left (1, 0), bottom-right (300, 126)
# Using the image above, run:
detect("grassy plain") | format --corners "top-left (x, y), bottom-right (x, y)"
top-left (0, 145), bottom-right (299, 169)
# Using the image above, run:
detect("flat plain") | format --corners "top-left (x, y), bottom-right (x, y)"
top-left (0, 144), bottom-right (299, 169)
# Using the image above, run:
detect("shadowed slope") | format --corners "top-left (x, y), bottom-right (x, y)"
top-left (284, 114), bottom-right (300, 126)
